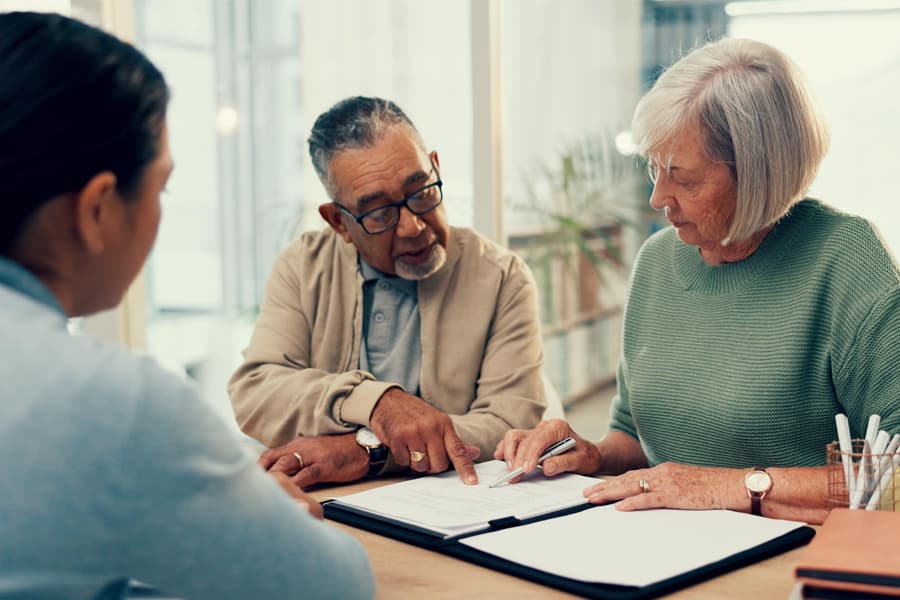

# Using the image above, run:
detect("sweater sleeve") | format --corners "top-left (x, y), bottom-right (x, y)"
top-left (447, 255), bottom-right (546, 458)
top-left (117, 359), bottom-right (374, 600)
top-left (607, 357), bottom-right (640, 440)
top-left (828, 218), bottom-right (900, 438)
top-left (228, 245), bottom-right (396, 447)
top-left (832, 285), bottom-right (900, 437)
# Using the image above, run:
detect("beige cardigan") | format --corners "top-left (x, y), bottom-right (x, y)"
top-left (228, 226), bottom-right (545, 459)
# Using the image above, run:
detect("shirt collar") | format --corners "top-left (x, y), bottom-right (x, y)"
top-left (358, 258), bottom-right (418, 296)
top-left (0, 255), bottom-right (65, 314)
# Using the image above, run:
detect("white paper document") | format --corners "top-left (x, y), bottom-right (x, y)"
top-left (331, 460), bottom-right (598, 538)
top-left (460, 504), bottom-right (806, 587)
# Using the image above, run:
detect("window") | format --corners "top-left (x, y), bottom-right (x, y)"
top-left (132, 0), bottom-right (307, 429)
top-left (502, 0), bottom-right (647, 404)
top-left (728, 2), bottom-right (900, 255)
top-left (121, 0), bottom-right (898, 417)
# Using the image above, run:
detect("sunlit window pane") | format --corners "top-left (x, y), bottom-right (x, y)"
top-left (502, 0), bottom-right (646, 406)
top-left (729, 8), bottom-right (900, 255)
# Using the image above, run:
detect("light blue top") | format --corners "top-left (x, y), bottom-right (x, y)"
top-left (358, 260), bottom-right (421, 396)
top-left (0, 257), bottom-right (374, 600)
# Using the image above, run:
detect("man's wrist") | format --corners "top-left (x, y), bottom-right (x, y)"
top-left (369, 385), bottom-right (403, 424)
top-left (342, 381), bottom-right (398, 427)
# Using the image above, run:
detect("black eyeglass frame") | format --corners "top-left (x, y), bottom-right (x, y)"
top-left (333, 163), bottom-right (443, 235)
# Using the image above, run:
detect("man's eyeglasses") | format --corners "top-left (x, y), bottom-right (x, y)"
top-left (334, 165), bottom-right (443, 235)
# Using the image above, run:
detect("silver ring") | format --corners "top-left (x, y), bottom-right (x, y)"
top-left (293, 452), bottom-right (304, 470)
top-left (639, 479), bottom-right (650, 493)
top-left (410, 450), bottom-right (427, 462)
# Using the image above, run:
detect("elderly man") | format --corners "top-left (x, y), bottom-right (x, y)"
top-left (229, 96), bottom-right (545, 487)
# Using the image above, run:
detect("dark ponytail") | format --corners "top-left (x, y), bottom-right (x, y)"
top-left (0, 11), bottom-right (169, 253)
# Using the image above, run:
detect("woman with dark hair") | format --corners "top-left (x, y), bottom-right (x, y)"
top-left (0, 12), bottom-right (372, 600)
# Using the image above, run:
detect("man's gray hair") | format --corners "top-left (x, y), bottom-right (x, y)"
top-left (308, 96), bottom-right (427, 201)
top-left (632, 37), bottom-right (830, 244)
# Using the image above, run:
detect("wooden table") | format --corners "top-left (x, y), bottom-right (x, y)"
top-left (310, 479), bottom-right (809, 600)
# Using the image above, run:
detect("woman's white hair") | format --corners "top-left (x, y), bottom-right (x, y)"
top-left (632, 38), bottom-right (830, 244)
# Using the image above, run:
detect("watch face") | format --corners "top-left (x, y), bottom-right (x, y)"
top-left (746, 470), bottom-right (772, 493)
top-left (356, 427), bottom-right (382, 448)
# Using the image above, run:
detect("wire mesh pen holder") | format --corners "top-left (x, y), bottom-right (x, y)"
top-left (827, 440), bottom-right (899, 511)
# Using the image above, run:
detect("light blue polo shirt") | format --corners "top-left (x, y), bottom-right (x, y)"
top-left (358, 259), bottom-right (421, 396)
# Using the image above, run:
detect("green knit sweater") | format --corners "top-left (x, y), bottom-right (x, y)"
top-left (609, 199), bottom-right (900, 468)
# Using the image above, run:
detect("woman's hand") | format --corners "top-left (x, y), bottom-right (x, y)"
top-left (493, 419), bottom-right (602, 480)
top-left (582, 462), bottom-right (745, 511)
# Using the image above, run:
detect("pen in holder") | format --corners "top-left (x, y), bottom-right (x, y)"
top-left (827, 439), bottom-right (899, 512)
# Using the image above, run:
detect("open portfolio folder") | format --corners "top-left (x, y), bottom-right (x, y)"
top-left (324, 461), bottom-right (815, 599)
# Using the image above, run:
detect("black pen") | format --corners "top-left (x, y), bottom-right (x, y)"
top-left (489, 437), bottom-right (577, 488)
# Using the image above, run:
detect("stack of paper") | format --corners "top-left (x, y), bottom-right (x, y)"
top-left (330, 460), bottom-right (597, 538)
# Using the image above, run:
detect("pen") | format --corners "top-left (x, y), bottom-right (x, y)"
top-left (866, 433), bottom-right (900, 511)
top-left (489, 437), bottom-right (577, 488)
top-left (850, 414), bottom-right (881, 509)
top-left (835, 414), bottom-right (855, 503)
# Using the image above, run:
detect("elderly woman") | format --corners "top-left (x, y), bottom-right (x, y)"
top-left (496, 38), bottom-right (900, 524)
top-left (0, 12), bottom-right (372, 599)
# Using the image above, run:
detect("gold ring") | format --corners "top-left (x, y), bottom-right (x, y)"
top-left (293, 452), bottom-right (304, 469)
top-left (410, 450), bottom-right (427, 462)
top-left (639, 478), bottom-right (650, 493)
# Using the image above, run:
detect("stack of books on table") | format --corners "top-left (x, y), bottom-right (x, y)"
top-left (792, 508), bottom-right (900, 599)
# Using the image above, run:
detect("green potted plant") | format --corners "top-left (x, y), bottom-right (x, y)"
top-left (509, 131), bottom-right (646, 327)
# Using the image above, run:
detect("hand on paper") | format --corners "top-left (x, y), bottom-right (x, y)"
top-left (259, 433), bottom-right (368, 489)
top-left (370, 388), bottom-right (480, 484)
top-left (269, 472), bottom-right (324, 519)
top-left (582, 462), bottom-right (743, 511)
top-left (493, 419), bottom-right (602, 480)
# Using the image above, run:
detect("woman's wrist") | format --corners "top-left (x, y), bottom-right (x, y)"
top-left (586, 441), bottom-right (605, 475)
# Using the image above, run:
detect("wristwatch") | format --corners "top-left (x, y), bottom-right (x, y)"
top-left (355, 427), bottom-right (388, 476)
top-left (744, 467), bottom-right (773, 516)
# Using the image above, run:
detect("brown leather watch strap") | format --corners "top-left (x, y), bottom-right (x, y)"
top-left (750, 491), bottom-right (763, 516)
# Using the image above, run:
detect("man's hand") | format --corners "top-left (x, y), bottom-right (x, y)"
top-left (370, 388), bottom-right (479, 484)
top-left (259, 433), bottom-right (369, 489)
top-left (268, 472), bottom-right (324, 519)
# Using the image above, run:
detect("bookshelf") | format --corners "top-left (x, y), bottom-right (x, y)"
top-left (509, 222), bottom-right (628, 405)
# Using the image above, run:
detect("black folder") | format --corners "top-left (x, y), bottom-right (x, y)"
top-left (325, 500), bottom-right (815, 599)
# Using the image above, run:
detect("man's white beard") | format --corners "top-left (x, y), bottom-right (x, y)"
top-left (394, 244), bottom-right (447, 280)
